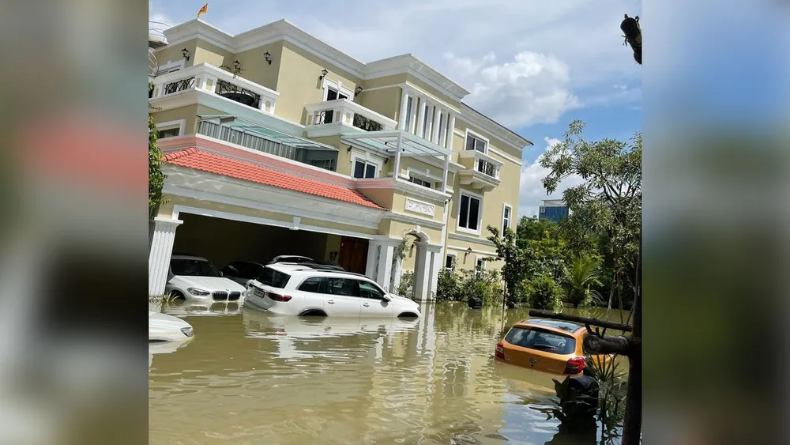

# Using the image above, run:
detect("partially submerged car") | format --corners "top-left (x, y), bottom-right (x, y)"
top-left (494, 318), bottom-right (613, 376)
top-left (245, 263), bottom-right (421, 318)
top-left (149, 311), bottom-right (194, 342)
top-left (166, 255), bottom-right (246, 302)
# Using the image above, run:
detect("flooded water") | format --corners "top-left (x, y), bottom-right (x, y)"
top-left (149, 302), bottom-right (627, 445)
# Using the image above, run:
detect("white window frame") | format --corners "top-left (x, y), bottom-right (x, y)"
top-left (464, 128), bottom-right (489, 154)
top-left (456, 189), bottom-right (484, 235)
top-left (475, 255), bottom-right (486, 276)
top-left (352, 157), bottom-right (380, 179)
top-left (445, 253), bottom-right (457, 270)
top-left (438, 113), bottom-right (447, 147)
top-left (502, 203), bottom-right (513, 235)
top-left (155, 119), bottom-right (186, 139)
top-left (322, 78), bottom-right (355, 102)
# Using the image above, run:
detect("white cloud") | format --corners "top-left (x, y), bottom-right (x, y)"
top-left (150, 0), bottom-right (642, 127)
top-left (518, 137), bottom-right (585, 218)
top-left (444, 51), bottom-right (581, 127)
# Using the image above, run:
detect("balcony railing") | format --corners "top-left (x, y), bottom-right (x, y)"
top-left (477, 159), bottom-right (497, 177)
top-left (304, 99), bottom-right (397, 133)
top-left (150, 63), bottom-right (279, 114)
top-left (458, 149), bottom-right (503, 191)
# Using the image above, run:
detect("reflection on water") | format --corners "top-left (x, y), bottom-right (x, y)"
top-left (149, 302), bottom-right (625, 445)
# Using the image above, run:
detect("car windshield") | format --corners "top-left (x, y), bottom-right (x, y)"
top-left (171, 259), bottom-right (222, 277)
top-left (259, 266), bottom-right (291, 289)
top-left (505, 327), bottom-right (576, 355)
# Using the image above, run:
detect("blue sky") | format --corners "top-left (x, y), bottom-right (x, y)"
top-left (150, 0), bottom-right (642, 217)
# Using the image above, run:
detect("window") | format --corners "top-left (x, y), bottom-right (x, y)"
top-left (465, 132), bottom-right (487, 153)
top-left (222, 262), bottom-right (263, 279)
top-left (322, 87), bottom-right (349, 124)
top-left (502, 205), bottom-right (512, 234)
top-left (458, 193), bottom-right (482, 232)
top-left (505, 327), bottom-right (576, 355)
top-left (353, 160), bottom-right (377, 179)
top-left (409, 177), bottom-right (432, 188)
top-left (157, 126), bottom-right (180, 138)
top-left (298, 277), bottom-right (324, 293)
top-left (358, 281), bottom-right (386, 300)
top-left (445, 254), bottom-right (456, 270)
top-left (475, 257), bottom-right (485, 276)
top-left (326, 278), bottom-right (360, 297)
top-left (438, 113), bottom-right (447, 146)
top-left (259, 266), bottom-right (291, 289)
top-left (170, 259), bottom-right (221, 277)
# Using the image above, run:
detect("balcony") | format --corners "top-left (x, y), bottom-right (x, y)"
top-left (304, 99), bottom-right (397, 137)
top-left (149, 63), bottom-right (279, 115)
top-left (457, 150), bottom-right (503, 192)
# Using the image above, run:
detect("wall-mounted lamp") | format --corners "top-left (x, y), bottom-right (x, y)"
top-left (355, 86), bottom-right (363, 95)
top-left (464, 247), bottom-right (473, 261)
top-left (319, 68), bottom-right (328, 80)
top-left (233, 60), bottom-right (241, 70)
top-left (263, 51), bottom-right (272, 65)
top-left (346, 145), bottom-right (352, 153)
top-left (181, 48), bottom-right (190, 61)
top-left (384, 158), bottom-right (389, 164)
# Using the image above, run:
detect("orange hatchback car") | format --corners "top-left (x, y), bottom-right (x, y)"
top-left (495, 318), bottom-right (611, 376)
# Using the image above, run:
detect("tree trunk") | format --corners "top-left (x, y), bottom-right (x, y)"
top-left (606, 270), bottom-right (616, 318)
top-left (617, 270), bottom-right (624, 324)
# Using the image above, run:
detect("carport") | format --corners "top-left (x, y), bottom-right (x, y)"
top-left (171, 212), bottom-right (370, 274)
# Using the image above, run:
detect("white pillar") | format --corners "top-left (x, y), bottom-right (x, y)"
top-left (432, 107), bottom-right (442, 143)
top-left (408, 96), bottom-right (418, 134)
top-left (447, 114), bottom-right (456, 150)
top-left (428, 247), bottom-right (443, 301)
top-left (391, 257), bottom-right (403, 293)
top-left (414, 241), bottom-right (433, 302)
top-left (397, 89), bottom-right (409, 131)
top-left (441, 155), bottom-right (450, 193)
top-left (416, 98), bottom-right (428, 138)
top-left (365, 241), bottom-right (380, 280)
top-left (376, 243), bottom-right (395, 291)
top-left (393, 132), bottom-right (403, 180)
top-left (148, 217), bottom-right (183, 296)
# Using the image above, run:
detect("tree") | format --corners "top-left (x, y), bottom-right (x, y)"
top-left (563, 254), bottom-right (604, 308)
top-left (541, 120), bottom-right (641, 319)
top-left (149, 114), bottom-right (166, 219)
top-left (486, 226), bottom-right (524, 305)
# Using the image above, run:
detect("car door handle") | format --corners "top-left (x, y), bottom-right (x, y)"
top-left (327, 300), bottom-right (335, 304)
top-left (363, 303), bottom-right (370, 307)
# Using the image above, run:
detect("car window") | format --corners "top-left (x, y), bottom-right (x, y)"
top-left (358, 281), bottom-right (385, 299)
top-left (171, 259), bottom-right (222, 277)
top-left (298, 277), bottom-right (324, 293)
top-left (259, 266), bottom-right (291, 289)
top-left (505, 327), bottom-right (576, 355)
top-left (326, 278), bottom-right (360, 297)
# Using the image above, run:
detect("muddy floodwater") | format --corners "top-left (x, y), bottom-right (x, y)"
top-left (150, 302), bottom-right (626, 445)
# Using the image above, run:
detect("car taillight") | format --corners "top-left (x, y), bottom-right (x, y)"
top-left (564, 357), bottom-right (586, 374)
top-left (495, 342), bottom-right (505, 360)
top-left (266, 291), bottom-right (292, 302)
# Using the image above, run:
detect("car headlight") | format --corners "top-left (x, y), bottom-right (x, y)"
top-left (187, 288), bottom-right (210, 296)
top-left (180, 326), bottom-right (194, 338)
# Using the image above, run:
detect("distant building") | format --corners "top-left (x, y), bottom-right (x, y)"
top-left (539, 199), bottom-right (569, 223)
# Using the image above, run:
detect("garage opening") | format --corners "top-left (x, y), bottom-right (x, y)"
top-left (172, 213), bottom-right (369, 274)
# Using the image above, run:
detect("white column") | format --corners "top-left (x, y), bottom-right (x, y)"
top-left (447, 114), bottom-right (456, 151)
top-left (365, 241), bottom-right (380, 280)
top-left (393, 132), bottom-right (403, 180)
top-left (409, 96), bottom-right (418, 133)
top-left (148, 217), bottom-right (183, 296)
top-left (432, 107), bottom-right (442, 143)
top-left (441, 155), bottom-right (450, 193)
top-left (414, 242), bottom-right (434, 302)
top-left (391, 258), bottom-right (403, 293)
top-left (428, 247), bottom-right (443, 301)
top-left (416, 98), bottom-right (428, 138)
top-left (376, 243), bottom-right (395, 291)
top-left (397, 89), bottom-right (409, 131)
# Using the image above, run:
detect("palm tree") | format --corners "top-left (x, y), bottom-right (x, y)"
top-left (563, 255), bottom-right (604, 308)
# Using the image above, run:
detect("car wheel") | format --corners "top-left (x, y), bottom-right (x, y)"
top-left (170, 290), bottom-right (186, 300)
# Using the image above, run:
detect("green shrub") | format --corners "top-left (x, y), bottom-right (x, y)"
top-left (524, 274), bottom-right (564, 311)
top-left (396, 271), bottom-right (414, 300)
top-left (436, 267), bottom-right (462, 302)
top-left (459, 269), bottom-right (503, 307)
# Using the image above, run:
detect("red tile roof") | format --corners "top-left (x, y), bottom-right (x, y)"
top-left (162, 148), bottom-right (384, 210)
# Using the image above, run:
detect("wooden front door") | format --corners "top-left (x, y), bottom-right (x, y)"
top-left (338, 237), bottom-right (369, 274)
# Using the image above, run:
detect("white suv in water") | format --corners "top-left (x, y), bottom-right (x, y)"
top-left (244, 264), bottom-right (421, 318)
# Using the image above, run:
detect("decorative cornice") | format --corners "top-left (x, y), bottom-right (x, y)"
top-left (448, 232), bottom-right (496, 247)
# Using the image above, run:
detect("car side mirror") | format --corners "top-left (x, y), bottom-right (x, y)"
top-left (383, 294), bottom-right (392, 301)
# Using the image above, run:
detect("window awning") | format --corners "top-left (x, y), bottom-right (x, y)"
top-left (341, 130), bottom-right (453, 158)
top-left (198, 114), bottom-right (337, 151)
